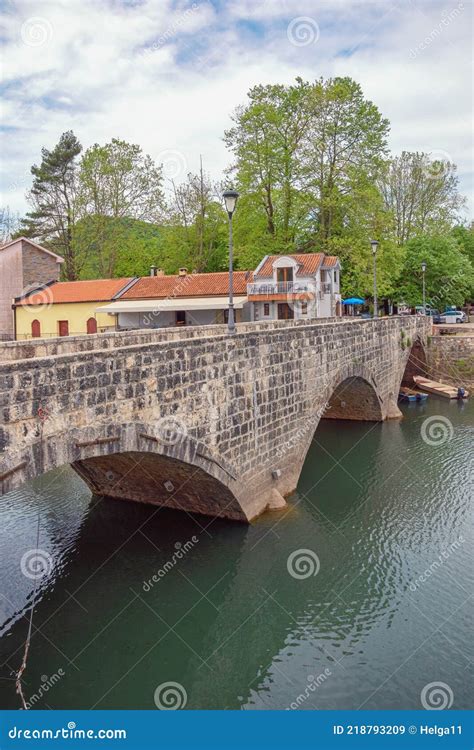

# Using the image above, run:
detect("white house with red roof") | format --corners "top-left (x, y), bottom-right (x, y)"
top-left (247, 253), bottom-right (342, 321)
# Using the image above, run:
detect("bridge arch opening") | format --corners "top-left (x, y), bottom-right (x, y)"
top-left (323, 376), bottom-right (383, 422)
top-left (72, 450), bottom-right (247, 522)
top-left (401, 339), bottom-right (428, 386)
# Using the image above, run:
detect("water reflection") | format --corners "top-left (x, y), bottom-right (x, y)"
top-left (0, 398), bottom-right (472, 710)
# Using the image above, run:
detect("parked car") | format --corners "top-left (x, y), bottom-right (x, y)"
top-left (438, 310), bottom-right (467, 324)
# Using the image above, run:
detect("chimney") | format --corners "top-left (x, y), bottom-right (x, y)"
top-left (150, 265), bottom-right (157, 277)
top-left (155, 268), bottom-right (164, 277)
top-left (178, 267), bottom-right (187, 277)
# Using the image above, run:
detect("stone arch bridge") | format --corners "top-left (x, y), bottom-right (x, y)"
top-left (0, 317), bottom-right (429, 522)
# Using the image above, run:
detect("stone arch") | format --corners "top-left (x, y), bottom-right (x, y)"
top-left (0, 422), bottom-right (247, 522)
top-left (320, 363), bottom-right (384, 423)
top-left (401, 337), bottom-right (428, 386)
top-left (323, 376), bottom-right (383, 422)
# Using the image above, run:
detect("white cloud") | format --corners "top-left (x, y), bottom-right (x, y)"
top-left (0, 0), bottom-right (472, 217)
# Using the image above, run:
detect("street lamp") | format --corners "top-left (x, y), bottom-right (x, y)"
top-left (421, 261), bottom-right (427, 313)
top-left (371, 240), bottom-right (379, 318)
top-left (223, 189), bottom-right (239, 333)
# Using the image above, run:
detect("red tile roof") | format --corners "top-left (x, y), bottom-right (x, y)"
top-left (16, 278), bottom-right (133, 305)
top-left (322, 256), bottom-right (339, 268)
top-left (254, 253), bottom-right (325, 278)
top-left (122, 271), bottom-right (250, 299)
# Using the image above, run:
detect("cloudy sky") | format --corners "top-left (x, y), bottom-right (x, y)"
top-left (1, 0), bottom-right (472, 217)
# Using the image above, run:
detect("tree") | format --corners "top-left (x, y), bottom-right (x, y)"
top-left (18, 131), bottom-right (82, 279)
top-left (397, 235), bottom-right (473, 309)
top-left (78, 139), bottom-right (164, 276)
top-left (164, 161), bottom-right (228, 272)
top-left (224, 80), bottom-right (313, 252)
top-left (379, 151), bottom-right (464, 245)
top-left (301, 77), bottom-right (390, 246)
top-left (0, 206), bottom-right (20, 243)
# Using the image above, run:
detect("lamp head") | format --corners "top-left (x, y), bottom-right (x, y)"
top-left (223, 189), bottom-right (239, 217)
top-left (370, 239), bottom-right (379, 255)
top-left (421, 261), bottom-right (427, 273)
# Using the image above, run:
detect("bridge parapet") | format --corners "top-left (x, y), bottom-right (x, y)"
top-left (0, 317), bottom-right (430, 521)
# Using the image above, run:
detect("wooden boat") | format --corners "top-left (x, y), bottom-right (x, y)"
top-left (413, 376), bottom-right (469, 400)
top-left (398, 387), bottom-right (428, 402)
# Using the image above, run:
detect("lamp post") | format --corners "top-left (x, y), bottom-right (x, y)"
top-left (371, 239), bottom-right (379, 318)
top-left (421, 261), bottom-right (427, 313)
top-left (223, 189), bottom-right (239, 333)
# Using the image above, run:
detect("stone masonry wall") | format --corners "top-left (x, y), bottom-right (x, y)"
top-left (427, 334), bottom-right (474, 388)
top-left (0, 317), bottom-right (429, 522)
top-left (21, 242), bottom-right (60, 288)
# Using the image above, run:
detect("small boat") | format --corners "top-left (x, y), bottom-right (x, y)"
top-left (398, 387), bottom-right (428, 402)
top-left (413, 376), bottom-right (469, 400)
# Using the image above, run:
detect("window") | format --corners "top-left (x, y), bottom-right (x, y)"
top-left (334, 270), bottom-right (337, 282)
top-left (301, 302), bottom-right (308, 315)
top-left (86, 317), bottom-right (97, 334)
top-left (276, 267), bottom-right (293, 283)
top-left (263, 303), bottom-right (270, 316)
top-left (58, 320), bottom-right (69, 337)
top-left (31, 319), bottom-right (41, 338)
top-left (176, 311), bottom-right (186, 326)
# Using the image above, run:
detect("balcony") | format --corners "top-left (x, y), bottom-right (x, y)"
top-left (247, 281), bottom-right (313, 296)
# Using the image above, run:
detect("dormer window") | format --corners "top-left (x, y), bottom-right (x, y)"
top-left (276, 266), bottom-right (293, 283)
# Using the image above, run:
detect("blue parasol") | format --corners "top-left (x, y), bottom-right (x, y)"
top-left (343, 297), bottom-right (365, 305)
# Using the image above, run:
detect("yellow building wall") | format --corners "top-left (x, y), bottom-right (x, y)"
top-left (15, 302), bottom-right (117, 339)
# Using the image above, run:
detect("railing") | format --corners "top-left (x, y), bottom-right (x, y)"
top-left (322, 283), bottom-right (331, 294)
top-left (247, 282), bottom-right (313, 295)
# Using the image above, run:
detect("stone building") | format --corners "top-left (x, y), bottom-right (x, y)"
top-left (0, 237), bottom-right (64, 340)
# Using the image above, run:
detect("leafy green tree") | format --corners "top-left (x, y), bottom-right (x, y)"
top-left (397, 235), bottom-right (473, 308)
top-left (78, 139), bottom-right (164, 276)
top-left (379, 151), bottom-right (464, 244)
top-left (301, 77), bottom-right (390, 246)
top-left (224, 80), bottom-right (312, 251)
top-left (18, 131), bottom-right (83, 279)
